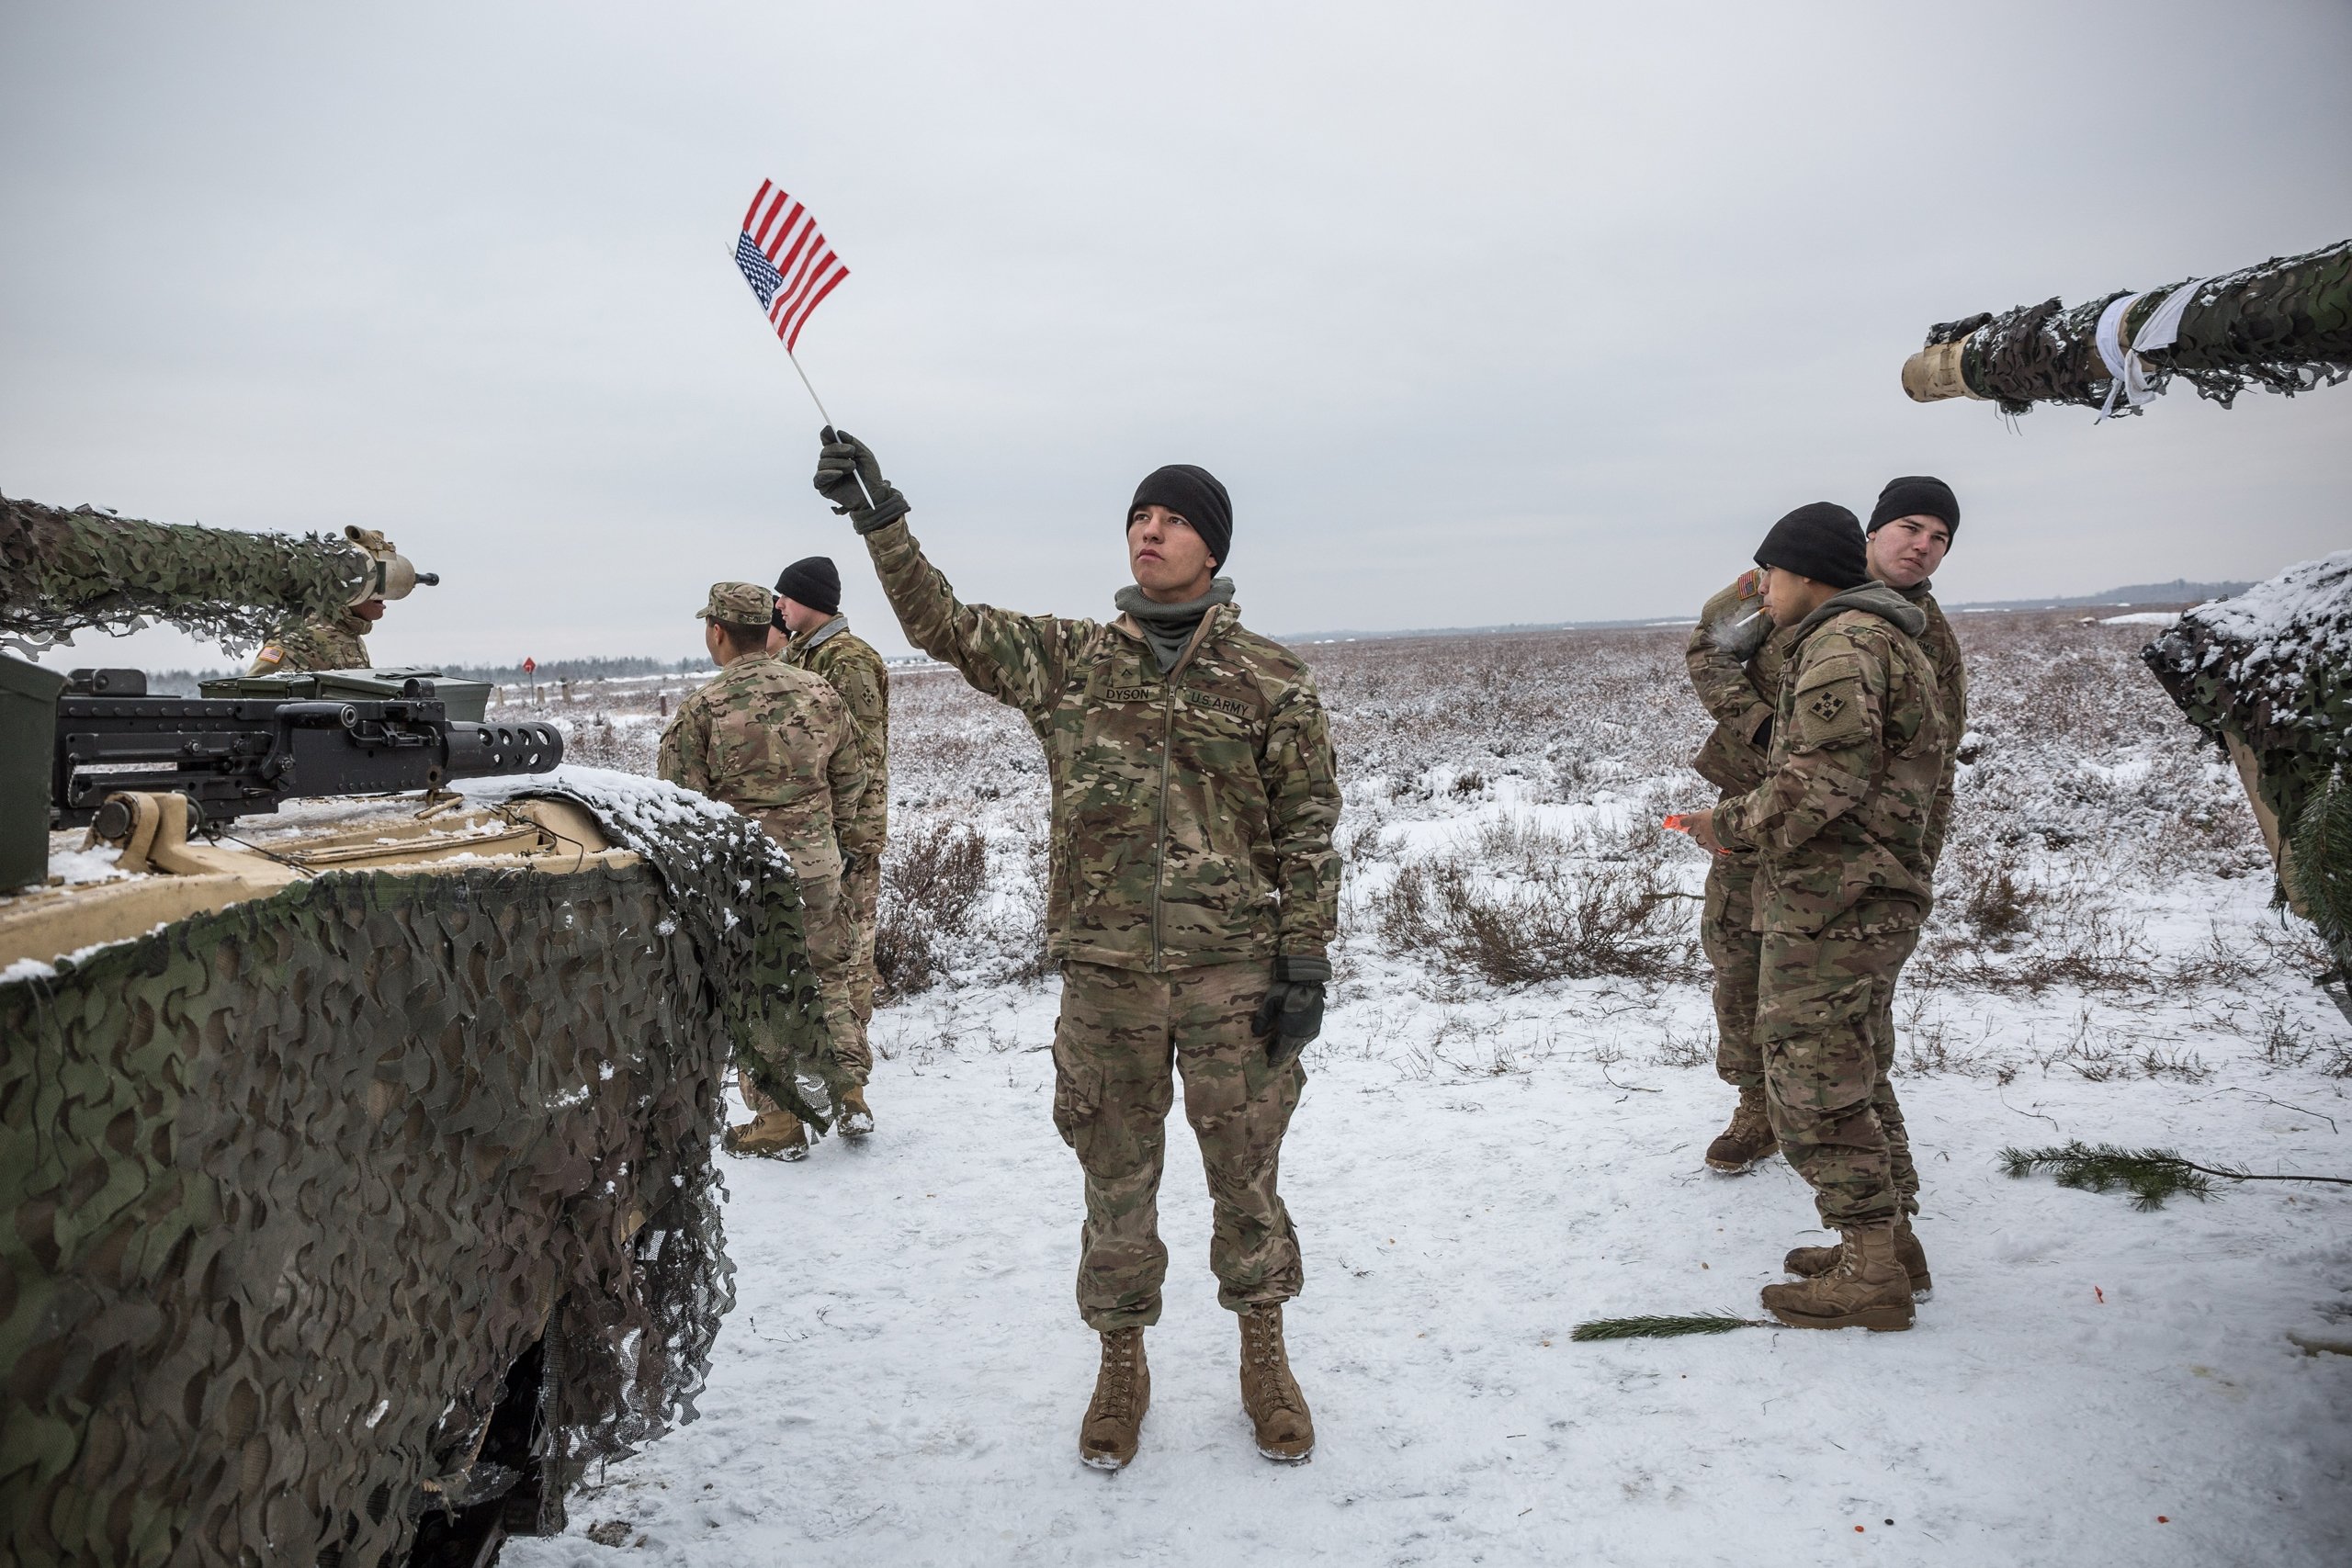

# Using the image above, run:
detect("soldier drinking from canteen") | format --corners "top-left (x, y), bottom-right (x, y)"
top-left (660, 581), bottom-right (872, 1159)
top-left (809, 429), bottom-right (1340, 1470)
top-left (1675, 504), bottom-right (1947, 1332)
top-left (771, 554), bottom-right (891, 1114)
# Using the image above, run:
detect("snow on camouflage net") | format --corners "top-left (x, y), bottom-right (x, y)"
top-left (0, 774), bottom-right (826, 1566)
top-left (2143, 551), bottom-right (2352, 918)
top-left (465, 765), bottom-right (834, 1127)
top-left (1924, 237), bottom-right (2352, 416)
top-left (0, 492), bottom-right (366, 653)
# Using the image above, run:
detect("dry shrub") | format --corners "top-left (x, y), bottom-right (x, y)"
top-left (1917, 896), bottom-right (2156, 993)
top-left (1372, 817), bottom-right (1694, 987)
top-left (875, 820), bottom-right (989, 999)
top-left (1649, 1026), bottom-right (1713, 1068)
top-left (1952, 849), bottom-right (2044, 946)
top-left (560, 713), bottom-right (659, 774)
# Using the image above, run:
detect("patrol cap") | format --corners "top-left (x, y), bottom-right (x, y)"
top-left (696, 581), bottom-right (775, 628)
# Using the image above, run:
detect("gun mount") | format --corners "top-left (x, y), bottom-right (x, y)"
top-left (50, 667), bottom-right (562, 829)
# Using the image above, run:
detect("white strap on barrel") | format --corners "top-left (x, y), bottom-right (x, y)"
top-left (2096, 278), bottom-right (2211, 423)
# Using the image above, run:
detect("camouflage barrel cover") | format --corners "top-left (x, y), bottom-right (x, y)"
top-left (1, 771), bottom-right (825, 1566)
top-left (0, 492), bottom-right (366, 653)
top-left (1912, 237), bottom-right (2352, 416)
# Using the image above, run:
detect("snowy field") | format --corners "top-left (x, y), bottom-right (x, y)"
top-left (508, 610), bottom-right (2352, 1567)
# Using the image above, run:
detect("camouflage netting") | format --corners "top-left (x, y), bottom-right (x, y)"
top-left (2292, 765), bottom-right (2352, 976)
top-left (0, 492), bottom-right (365, 654)
top-left (1, 775), bottom-right (825, 1567)
top-left (1919, 236), bottom-right (2352, 416)
top-left (2144, 551), bottom-right (2352, 962)
top-left (464, 766), bottom-right (833, 1127)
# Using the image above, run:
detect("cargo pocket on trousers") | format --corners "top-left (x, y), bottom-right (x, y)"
top-left (1757, 972), bottom-right (1875, 1117)
top-left (1051, 1052), bottom-right (1100, 1151)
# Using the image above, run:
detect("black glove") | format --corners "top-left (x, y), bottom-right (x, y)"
top-left (1251, 955), bottom-right (1329, 1068)
top-left (812, 427), bottom-right (910, 534)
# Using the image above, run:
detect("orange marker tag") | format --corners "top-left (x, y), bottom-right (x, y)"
top-left (1664, 813), bottom-right (1730, 855)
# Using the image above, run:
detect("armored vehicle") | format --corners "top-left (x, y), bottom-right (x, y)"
top-left (2, 495), bottom-right (823, 1565)
top-left (2144, 553), bottom-right (2352, 1015)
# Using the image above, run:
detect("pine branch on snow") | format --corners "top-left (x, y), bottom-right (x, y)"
top-left (1999, 1141), bottom-right (2352, 1211)
top-left (1569, 1314), bottom-right (1767, 1341)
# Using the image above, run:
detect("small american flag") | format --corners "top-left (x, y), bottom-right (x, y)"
top-left (735, 179), bottom-right (849, 352)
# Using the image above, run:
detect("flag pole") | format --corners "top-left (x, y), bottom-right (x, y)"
top-left (784, 347), bottom-right (836, 433)
top-left (781, 344), bottom-right (876, 510)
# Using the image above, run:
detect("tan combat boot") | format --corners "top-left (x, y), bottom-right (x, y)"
top-left (1784, 1218), bottom-right (1932, 1297)
top-left (721, 1111), bottom-right (808, 1161)
top-left (1704, 1087), bottom-right (1779, 1173)
top-left (837, 1085), bottom-right (876, 1138)
top-left (1079, 1327), bottom-right (1149, 1471)
top-left (1238, 1305), bottom-right (1315, 1462)
top-left (1758, 1223), bottom-right (1915, 1332)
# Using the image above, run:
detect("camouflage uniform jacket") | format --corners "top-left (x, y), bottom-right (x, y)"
top-left (248, 612), bottom-right (371, 673)
top-left (1686, 570), bottom-right (1800, 796)
top-left (862, 517), bottom-right (1340, 972)
top-left (1711, 583), bottom-right (1947, 934)
top-left (1896, 581), bottom-right (1967, 865)
top-left (658, 652), bottom-right (867, 875)
top-left (784, 616), bottom-right (889, 859)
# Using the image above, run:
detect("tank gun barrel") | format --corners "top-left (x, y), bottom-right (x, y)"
top-left (1, 494), bottom-right (433, 653)
top-left (1901, 236), bottom-right (2352, 416)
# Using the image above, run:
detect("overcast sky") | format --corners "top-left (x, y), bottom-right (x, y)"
top-left (6, 1), bottom-right (2348, 670)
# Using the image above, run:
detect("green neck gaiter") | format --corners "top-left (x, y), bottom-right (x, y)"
top-left (1114, 578), bottom-right (1235, 673)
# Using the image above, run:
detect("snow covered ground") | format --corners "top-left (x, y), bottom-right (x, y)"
top-left (506, 611), bottom-right (2352, 1566)
top-left (507, 961), bottom-right (2350, 1568)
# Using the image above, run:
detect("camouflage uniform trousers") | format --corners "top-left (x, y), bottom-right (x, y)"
top-left (841, 850), bottom-right (882, 1035)
top-left (1756, 904), bottom-right (1923, 1230)
top-left (1702, 848), bottom-right (1767, 1089)
top-left (1051, 960), bottom-right (1306, 1331)
top-left (1718, 862), bottom-right (1924, 1216)
top-left (741, 861), bottom-right (868, 1120)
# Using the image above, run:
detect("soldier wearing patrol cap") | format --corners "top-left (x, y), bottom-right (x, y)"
top-left (660, 581), bottom-right (872, 1157)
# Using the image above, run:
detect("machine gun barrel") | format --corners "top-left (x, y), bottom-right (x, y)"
top-left (50, 671), bottom-right (562, 828)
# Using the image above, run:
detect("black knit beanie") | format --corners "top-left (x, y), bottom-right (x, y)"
top-left (775, 555), bottom-right (842, 616)
top-left (1128, 465), bottom-right (1232, 568)
top-left (1754, 502), bottom-right (1869, 590)
top-left (1868, 475), bottom-right (1960, 539)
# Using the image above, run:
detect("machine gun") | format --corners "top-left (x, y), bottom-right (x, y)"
top-left (47, 667), bottom-right (563, 830)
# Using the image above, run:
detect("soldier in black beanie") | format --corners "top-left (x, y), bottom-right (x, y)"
top-left (1838, 475), bottom-right (1969, 1264)
top-left (1753, 502), bottom-right (1869, 590)
top-left (1868, 476), bottom-right (1959, 540)
top-left (775, 555), bottom-right (842, 618)
top-left (1672, 498), bottom-right (1947, 1334)
top-left (769, 549), bottom-right (890, 1144)
top-left (811, 427), bottom-right (1336, 1469)
top-left (1128, 464), bottom-right (1233, 571)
